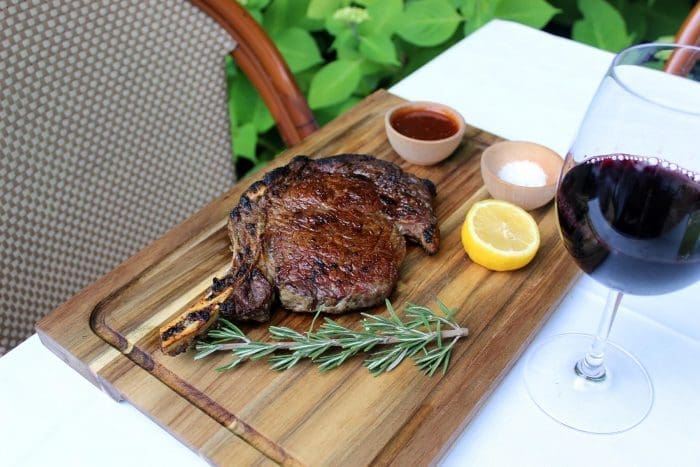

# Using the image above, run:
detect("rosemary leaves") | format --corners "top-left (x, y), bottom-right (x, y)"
top-left (194, 299), bottom-right (468, 376)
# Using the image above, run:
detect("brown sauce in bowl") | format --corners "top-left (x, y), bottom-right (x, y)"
top-left (390, 108), bottom-right (459, 141)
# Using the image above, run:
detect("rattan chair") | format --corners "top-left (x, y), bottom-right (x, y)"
top-left (665, 2), bottom-right (700, 74)
top-left (0, 0), bottom-right (316, 355)
top-left (676, 1), bottom-right (700, 46)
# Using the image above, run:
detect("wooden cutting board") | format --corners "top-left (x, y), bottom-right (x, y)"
top-left (37, 89), bottom-right (579, 466)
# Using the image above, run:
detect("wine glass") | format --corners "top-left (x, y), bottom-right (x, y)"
top-left (524, 43), bottom-right (700, 434)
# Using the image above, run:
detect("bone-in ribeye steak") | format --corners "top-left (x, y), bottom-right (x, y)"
top-left (160, 154), bottom-right (439, 355)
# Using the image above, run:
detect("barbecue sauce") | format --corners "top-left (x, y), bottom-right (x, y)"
top-left (390, 108), bottom-right (459, 140)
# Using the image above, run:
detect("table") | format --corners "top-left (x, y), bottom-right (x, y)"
top-left (2, 20), bottom-right (699, 466)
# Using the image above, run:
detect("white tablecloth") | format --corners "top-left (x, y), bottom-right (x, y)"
top-left (2, 20), bottom-right (699, 466)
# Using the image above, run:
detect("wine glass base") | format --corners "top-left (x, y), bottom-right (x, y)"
top-left (524, 333), bottom-right (653, 434)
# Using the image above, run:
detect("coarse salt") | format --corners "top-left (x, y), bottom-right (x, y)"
top-left (497, 160), bottom-right (547, 187)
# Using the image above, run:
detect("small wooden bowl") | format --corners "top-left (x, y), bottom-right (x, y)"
top-left (480, 141), bottom-right (563, 210)
top-left (385, 101), bottom-right (466, 165)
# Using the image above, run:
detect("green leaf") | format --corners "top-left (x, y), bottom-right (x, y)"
top-left (645, 0), bottom-right (689, 41)
top-left (272, 27), bottom-right (323, 73)
top-left (460, 0), bottom-right (495, 36)
top-left (232, 123), bottom-right (258, 161)
top-left (359, 58), bottom-right (387, 76)
top-left (229, 71), bottom-right (274, 133)
top-left (546, 0), bottom-right (581, 26)
top-left (357, 72), bottom-right (380, 96)
top-left (308, 60), bottom-right (362, 108)
top-left (245, 0), bottom-right (271, 9)
top-left (359, 33), bottom-right (400, 65)
top-left (294, 67), bottom-right (319, 93)
top-left (228, 75), bottom-right (254, 126)
top-left (494, 0), bottom-right (560, 29)
top-left (252, 100), bottom-right (274, 134)
top-left (614, 0), bottom-right (647, 42)
top-left (357, 61), bottom-right (393, 96)
top-left (307, 0), bottom-right (343, 19)
top-left (398, 0), bottom-right (462, 46)
top-left (313, 96), bottom-right (362, 125)
top-left (393, 34), bottom-right (460, 83)
top-left (246, 8), bottom-right (264, 24)
top-left (331, 29), bottom-right (361, 59)
top-left (359, 0), bottom-right (403, 35)
top-left (263, 0), bottom-right (311, 33)
top-left (325, 14), bottom-right (349, 36)
top-left (300, 16), bottom-right (326, 32)
top-left (337, 45), bottom-right (362, 61)
top-left (572, 0), bottom-right (633, 52)
top-left (225, 56), bottom-right (240, 130)
top-left (331, 28), bottom-right (357, 50)
top-left (655, 34), bottom-right (675, 43)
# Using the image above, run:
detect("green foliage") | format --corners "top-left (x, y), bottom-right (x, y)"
top-left (309, 59), bottom-right (362, 108)
top-left (550, 0), bottom-right (692, 50)
top-left (397, 1), bottom-right (462, 46)
top-left (227, 0), bottom-right (691, 174)
top-left (494, 0), bottom-right (561, 29)
top-left (572, 0), bottom-right (634, 52)
top-left (272, 27), bottom-right (323, 72)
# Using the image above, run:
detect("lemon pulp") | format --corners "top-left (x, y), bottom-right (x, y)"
top-left (461, 199), bottom-right (540, 271)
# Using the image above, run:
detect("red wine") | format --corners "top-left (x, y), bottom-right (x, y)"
top-left (557, 155), bottom-right (700, 295)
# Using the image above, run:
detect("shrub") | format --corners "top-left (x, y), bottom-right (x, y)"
top-left (230, 0), bottom-right (692, 175)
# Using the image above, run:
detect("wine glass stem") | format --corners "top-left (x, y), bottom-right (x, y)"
top-left (575, 289), bottom-right (624, 381)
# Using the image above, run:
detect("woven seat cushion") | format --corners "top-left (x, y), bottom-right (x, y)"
top-left (0, 0), bottom-right (237, 354)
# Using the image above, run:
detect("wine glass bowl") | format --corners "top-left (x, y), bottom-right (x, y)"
top-left (524, 43), bottom-right (700, 434)
top-left (557, 153), bottom-right (700, 296)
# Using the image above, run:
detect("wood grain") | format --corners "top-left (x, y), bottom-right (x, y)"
top-left (37, 90), bottom-right (580, 466)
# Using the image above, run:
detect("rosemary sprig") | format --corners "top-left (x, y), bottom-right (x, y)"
top-left (194, 299), bottom-right (469, 376)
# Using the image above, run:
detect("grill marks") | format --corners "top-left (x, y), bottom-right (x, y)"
top-left (160, 304), bottom-right (217, 356)
top-left (160, 154), bottom-right (439, 355)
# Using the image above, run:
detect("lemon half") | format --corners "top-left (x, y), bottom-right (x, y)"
top-left (461, 199), bottom-right (540, 271)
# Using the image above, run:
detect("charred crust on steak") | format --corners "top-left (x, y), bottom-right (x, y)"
top-left (229, 207), bottom-right (240, 221)
top-left (262, 163), bottom-right (292, 188)
top-left (219, 299), bottom-right (235, 316)
top-left (160, 154), bottom-right (439, 355)
top-left (227, 269), bottom-right (274, 321)
top-left (379, 194), bottom-right (397, 206)
top-left (210, 275), bottom-right (234, 295)
top-left (423, 227), bottom-right (436, 245)
top-left (423, 178), bottom-right (437, 197)
top-left (248, 180), bottom-right (266, 194)
top-left (160, 304), bottom-right (218, 356)
top-left (239, 195), bottom-right (252, 211)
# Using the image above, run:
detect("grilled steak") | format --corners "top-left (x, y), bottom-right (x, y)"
top-left (160, 154), bottom-right (439, 355)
